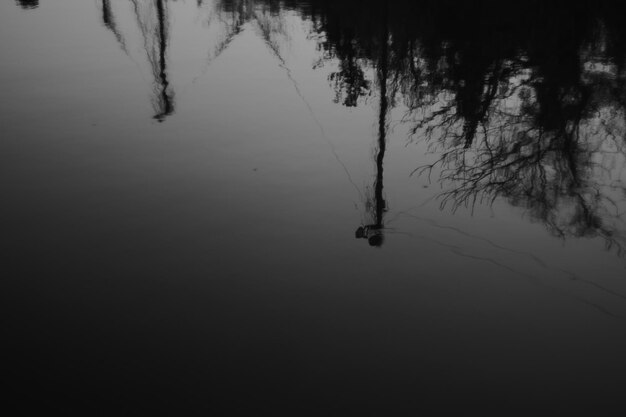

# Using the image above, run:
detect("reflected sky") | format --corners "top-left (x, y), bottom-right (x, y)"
top-left (3, 1), bottom-right (626, 416)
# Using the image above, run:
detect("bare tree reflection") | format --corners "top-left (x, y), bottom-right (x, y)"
top-left (148, 0), bottom-right (174, 121)
top-left (415, 70), bottom-right (626, 253)
top-left (120, 0), bottom-right (175, 121)
top-left (89, 0), bottom-right (626, 253)
top-left (356, 4), bottom-right (391, 247)
top-left (400, 2), bottom-right (626, 254)
top-left (100, 0), bottom-right (129, 54)
top-left (251, 0), bottom-right (626, 253)
top-left (214, 1), bottom-right (626, 253)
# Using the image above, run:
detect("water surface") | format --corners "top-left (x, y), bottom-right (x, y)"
top-left (3, 1), bottom-right (626, 415)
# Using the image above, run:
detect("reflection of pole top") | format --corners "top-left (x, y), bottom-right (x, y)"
top-left (355, 225), bottom-right (384, 247)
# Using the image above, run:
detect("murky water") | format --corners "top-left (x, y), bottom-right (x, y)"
top-left (3, 1), bottom-right (626, 415)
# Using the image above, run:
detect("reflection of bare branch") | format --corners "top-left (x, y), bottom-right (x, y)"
top-left (236, 0), bottom-right (626, 255)
top-left (130, 0), bottom-right (174, 121)
top-left (103, 0), bottom-right (626, 255)
top-left (414, 70), bottom-right (626, 254)
top-left (100, 0), bottom-right (130, 55)
top-left (192, 0), bottom-right (252, 82)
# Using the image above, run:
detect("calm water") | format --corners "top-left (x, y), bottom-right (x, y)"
top-left (3, 0), bottom-right (626, 415)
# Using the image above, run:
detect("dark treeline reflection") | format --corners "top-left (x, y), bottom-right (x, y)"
top-left (89, 0), bottom-right (626, 252)
top-left (212, 0), bottom-right (626, 252)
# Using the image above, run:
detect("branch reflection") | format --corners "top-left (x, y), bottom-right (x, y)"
top-left (78, 1), bottom-right (626, 252)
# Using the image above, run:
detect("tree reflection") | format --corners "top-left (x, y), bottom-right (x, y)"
top-left (85, 1), bottom-right (626, 252)
top-left (101, 0), bottom-right (129, 54)
top-left (132, 0), bottom-right (174, 121)
top-left (355, 3), bottom-right (391, 247)
top-left (273, 0), bottom-right (626, 253)
top-left (97, 0), bottom-right (174, 121)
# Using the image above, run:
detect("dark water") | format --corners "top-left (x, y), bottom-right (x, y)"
top-left (3, 0), bottom-right (626, 415)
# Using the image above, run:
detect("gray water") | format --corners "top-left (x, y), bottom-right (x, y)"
top-left (3, 1), bottom-right (626, 415)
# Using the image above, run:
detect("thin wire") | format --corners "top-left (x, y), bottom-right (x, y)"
top-left (253, 18), bottom-right (365, 205)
